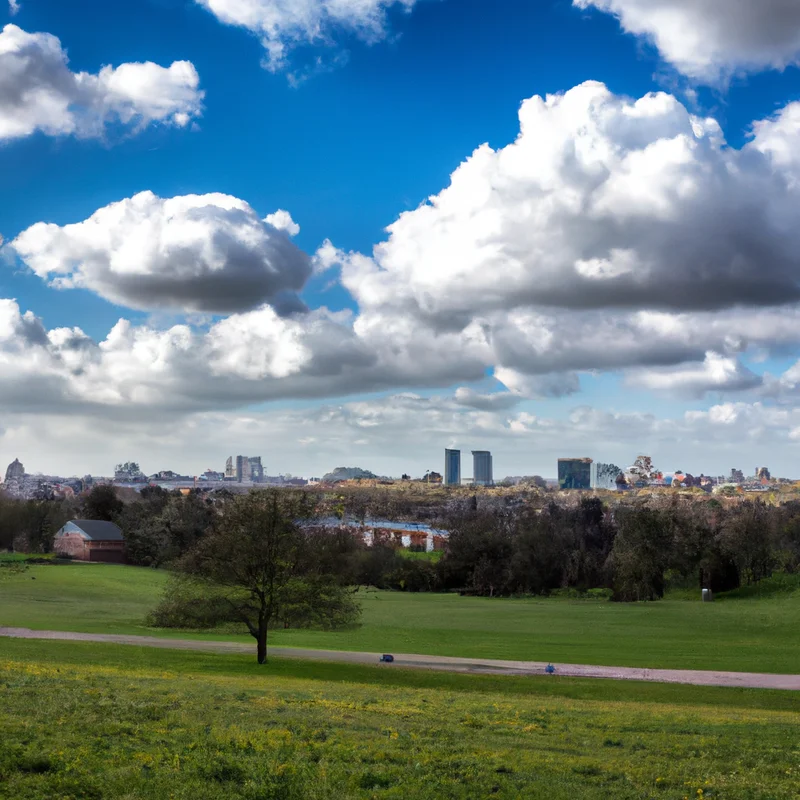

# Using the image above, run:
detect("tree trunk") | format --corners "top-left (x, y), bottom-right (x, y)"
top-left (257, 623), bottom-right (268, 665)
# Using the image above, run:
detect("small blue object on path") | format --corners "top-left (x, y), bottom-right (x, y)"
top-left (380, 654), bottom-right (395, 663)
top-left (545, 663), bottom-right (556, 674)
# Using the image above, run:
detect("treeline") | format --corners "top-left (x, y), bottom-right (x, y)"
top-left (430, 495), bottom-right (800, 600)
top-left (4, 485), bottom-right (800, 602)
top-left (335, 494), bottom-right (800, 601)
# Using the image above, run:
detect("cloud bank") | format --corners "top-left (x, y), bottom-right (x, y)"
top-left (5, 81), bottom-right (800, 474)
top-left (3, 391), bottom-right (800, 478)
top-left (0, 24), bottom-right (203, 142)
top-left (8, 82), bottom-right (800, 405)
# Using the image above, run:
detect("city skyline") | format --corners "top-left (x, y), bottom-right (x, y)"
top-left (1, 1), bottom-right (800, 477)
top-left (0, 446), bottom-right (786, 485)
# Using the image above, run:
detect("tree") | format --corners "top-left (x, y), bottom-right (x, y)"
top-left (115, 462), bottom-right (142, 476)
top-left (717, 501), bottom-right (775, 586)
top-left (155, 490), bottom-right (360, 664)
top-left (82, 485), bottom-right (123, 521)
top-left (611, 506), bottom-right (672, 601)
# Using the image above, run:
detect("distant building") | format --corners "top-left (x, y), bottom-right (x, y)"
top-left (54, 520), bottom-right (126, 564)
top-left (558, 458), bottom-right (592, 490)
top-left (445, 449), bottom-right (461, 486)
top-left (224, 457), bottom-right (235, 479)
top-left (4, 458), bottom-right (24, 483)
top-left (591, 462), bottom-right (623, 490)
top-left (249, 457), bottom-right (264, 483)
top-left (472, 451), bottom-right (494, 486)
top-left (236, 455), bottom-right (251, 482)
top-left (730, 468), bottom-right (745, 484)
top-left (756, 467), bottom-right (771, 482)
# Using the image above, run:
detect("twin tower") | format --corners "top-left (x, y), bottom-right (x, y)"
top-left (445, 449), bottom-right (493, 487)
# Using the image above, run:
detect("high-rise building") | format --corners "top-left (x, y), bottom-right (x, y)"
top-left (730, 468), bottom-right (745, 484)
top-left (224, 457), bottom-right (235, 479)
top-left (249, 457), bottom-right (264, 483)
top-left (445, 449), bottom-right (461, 486)
top-left (472, 451), bottom-right (493, 486)
top-left (236, 455), bottom-right (252, 482)
top-left (558, 458), bottom-right (593, 490)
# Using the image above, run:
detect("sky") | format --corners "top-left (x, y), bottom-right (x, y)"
top-left (2, 0), bottom-right (800, 480)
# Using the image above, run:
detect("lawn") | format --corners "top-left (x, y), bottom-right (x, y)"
top-left (0, 639), bottom-right (798, 799)
top-left (1, 563), bottom-right (800, 673)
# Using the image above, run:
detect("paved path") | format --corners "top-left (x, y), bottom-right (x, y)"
top-left (2, 627), bottom-right (798, 691)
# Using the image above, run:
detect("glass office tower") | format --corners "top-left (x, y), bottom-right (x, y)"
top-left (445, 449), bottom-right (461, 486)
top-left (472, 451), bottom-right (493, 486)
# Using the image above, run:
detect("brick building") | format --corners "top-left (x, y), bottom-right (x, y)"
top-left (54, 520), bottom-right (126, 564)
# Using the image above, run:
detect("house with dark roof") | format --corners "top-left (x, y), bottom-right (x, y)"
top-left (54, 520), bottom-right (126, 564)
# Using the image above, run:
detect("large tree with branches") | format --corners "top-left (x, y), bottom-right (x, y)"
top-left (151, 490), bottom-right (360, 664)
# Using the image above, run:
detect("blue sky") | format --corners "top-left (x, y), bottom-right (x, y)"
top-left (2, 0), bottom-right (800, 478)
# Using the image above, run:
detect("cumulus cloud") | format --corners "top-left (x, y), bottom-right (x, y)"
top-left (340, 82), bottom-right (800, 326)
top-left (574, 0), bottom-right (800, 81)
top-left (264, 209), bottom-right (300, 236)
top-left (195, 0), bottom-right (419, 73)
top-left (6, 80), bottom-right (800, 471)
top-left (11, 192), bottom-right (312, 314)
top-left (0, 24), bottom-right (203, 142)
top-left (10, 83), bottom-right (800, 414)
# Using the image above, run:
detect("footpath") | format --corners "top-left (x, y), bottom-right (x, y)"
top-left (1, 626), bottom-right (798, 690)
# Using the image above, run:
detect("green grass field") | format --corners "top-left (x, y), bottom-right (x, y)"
top-left (1, 638), bottom-right (798, 799)
top-left (2, 563), bottom-right (800, 672)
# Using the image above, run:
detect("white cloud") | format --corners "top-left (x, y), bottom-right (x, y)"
top-left (0, 24), bottom-right (203, 142)
top-left (195, 0), bottom-right (419, 73)
top-left (11, 192), bottom-right (311, 314)
top-left (626, 352), bottom-right (763, 397)
top-left (340, 81), bottom-right (800, 325)
top-left (8, 1), bottom-right (19, 15)
top-left (574, 0), bottom-right (800, 81)
top-left (751, 102), bottom-right (800, 185)
top-left (264, 209), bottom-right (300, 236)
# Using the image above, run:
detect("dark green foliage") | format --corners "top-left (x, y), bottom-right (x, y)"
top-left (82, 484), bottom-right (124, 521)
top-left (0, 494), bottom-right (74, 553)
top-left (115, 490), bottom-right (215, 567)
top-left (612, 507), bottom-right (673, 601)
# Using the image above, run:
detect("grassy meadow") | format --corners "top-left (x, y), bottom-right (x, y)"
top-left (1, 638), bottom-right (799, 800)
top-left (2, 562), bottom-right (800, 672)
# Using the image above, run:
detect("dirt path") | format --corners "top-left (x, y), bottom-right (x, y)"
top-left (1, 626), bottom-right (798, 690)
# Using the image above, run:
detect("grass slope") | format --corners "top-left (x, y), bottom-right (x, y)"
top-left (1, 639), bottom-right (799, 800)
top-left (2, 564), bottom-right (800, 673)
